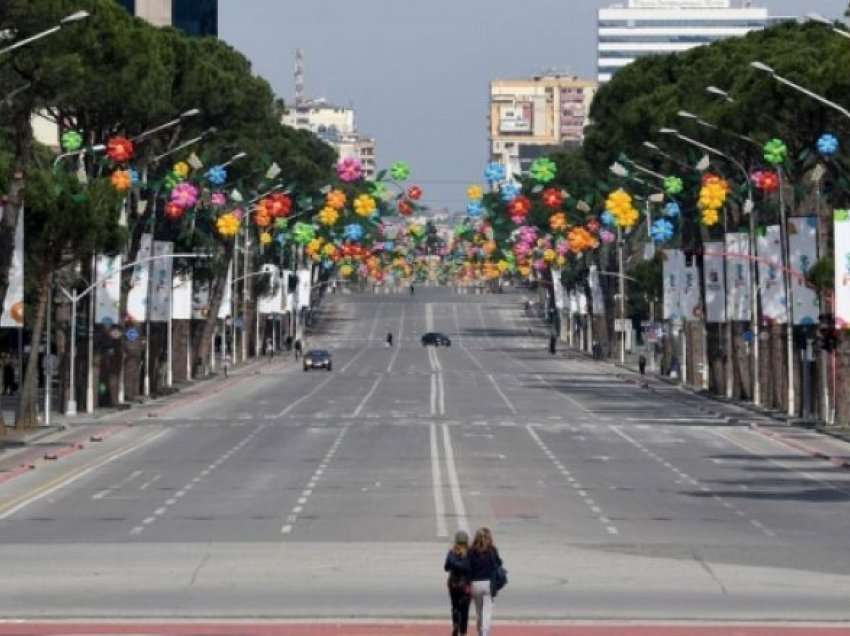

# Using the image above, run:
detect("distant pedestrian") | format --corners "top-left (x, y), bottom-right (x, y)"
top-left (638, 354), bottom-right (647, 376)
top-left (410, 284), bottom-right (415, 296)
top-left (2, 355), bottom-right (15, 394)
top-left (386, 332), bottom-right (393, 348)
top-left (592, 341), bottom-right (601, 360)
top-left (469, 527), bottom-right (506, 636)
top-left (266, 338), bottom-right (274, 359)
top-left (285, 335), bottom-right (293, 352)
top-left (549, 335), bottom-right (557, 355)
top-left (294, 339), bottom-right (302, 361)
top-left (444, 530), bottom-right (472, 636)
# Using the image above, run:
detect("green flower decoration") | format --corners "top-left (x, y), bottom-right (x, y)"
top-left (370, 181), bottom-right (389, 200)
top-left (61, 131), bottom-right (83, 152)
top-left (274, 217), bottom-right (288, 231)
top-left (292, 222), bottom-right (316, 245)
top-left (763, 138), bottom-right (787, 166)
top-left (390, 161), bottom-right (411, 181)
top-left (163, 172), bottom-right (181, 190)
top-left (529, 157), bottom-right (557, 183)
top-left (664, 176), bottom-right (683, 195)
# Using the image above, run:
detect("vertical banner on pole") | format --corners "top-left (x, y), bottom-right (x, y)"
top-left (834, 210), bottom-right (850, 328)
top-left (192, 282), bottom-right (210, 319)
top-left (789, 217), bottom-right (819, 326)
top-left (172, 273), bottom-right (193, 320)
top-left (551, 268), bottom-right (565, 310)
top-left (283, 272), bottom-right (295, 313)
top-left (663, 249), bottom-right (685, 320)
top-left (0, 207), bottom-right (24, 328)
top-left (218, 263), bottom-right (233, 319)
top-left (725, 232), bottom-right (752, 322)
top-left (568, 291), bottom-right (579, 315)
top-left (126, 233), bottom-right (152, 322)
top-left (682, 263), bottom-right (702, 321)
top-left (703, 242), bottom-right (726, 323)
top-left (297, 269), bottom-right (311, 310)
top-left (94, 255), bottom-right (121, 327)
top-left (258, 266), bottom-right (282, 314)
top-left (149, 241), bottom-right (173, 322)
top-left (757, 225), bottom-right (788, 323)
top-left (588, 265), bottom-right (605, 314)
top-left (578, 290), bottom-right (588, 316)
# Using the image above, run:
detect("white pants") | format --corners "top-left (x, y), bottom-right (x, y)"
top-left (471, 580), bottom-right (493, 636)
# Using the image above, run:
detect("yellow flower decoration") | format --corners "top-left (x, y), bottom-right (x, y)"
top-left (173, 161), bottom-right (190, 178)
top-left (318, 206), bottom-right (340, 226)
top-left (556, 255), bottom-right (566, 267)
top-left (259, 231), bottom-right (272, 246)
top-left (339, 264), bottom-right (354, 278)
top-left (354, 194), bottom-right (377, 217)
top-left (701, 208), bottom-right (720, 227)
top-left (497, 259), bottom-right (510, 274)
top-left (326, 189), bottom-right (346, 210)
top-left (543, 248), bottom-right (556, 263)
top-left (322, 243), bottom-right (337, 258)
top-left (216, 213), bottom-right (240, 237)
top-left (306, 237), bottom-right (324, 254)
top-left (467, 184), bottom-right (483, 201)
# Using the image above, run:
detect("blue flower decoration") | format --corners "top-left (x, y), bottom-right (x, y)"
top-left (343, 223), bottom-right (364, 241)
top-left (484, 162), bottom-right (506, 183)
top-left (384, 240), bottom-right (394, 251)
top-left (500, 183), bottom-right (520, 202)
top-left (128, 168), bottom-right (140, 186)
top-left (601, 210), bottom-right (615, 227)
top-left (817, 133), bottom-right (839, 157)
top-left (663, 201), bottom-right (681, 218)
top-left (205, 165), bottom-right (228, 186)
top-left (650, 219), bottom-right (675, 242)
top-left (467, 200), bottom-right (483, 217)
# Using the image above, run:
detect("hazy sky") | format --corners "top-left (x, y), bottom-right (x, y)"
top-left (220, 0), bottom-right (847, 211)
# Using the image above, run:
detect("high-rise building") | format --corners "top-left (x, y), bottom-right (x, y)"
top-left (115, 0), bottom-right (218, 36)
top-left (489, 74), bottom-right (598, 179)
top-left (597, 0), bottom-right (768, 83)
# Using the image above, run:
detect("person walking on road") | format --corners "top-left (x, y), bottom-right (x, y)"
top-left (294, 339), bottom-right (302, 361)
top-left (469, 527), bottom-right (504, 636)
top-left (386, 332), bottom-right (393, 348)
top-left (409, 284), bottom-right (415, 296)
top-left (549, 334), bottom-right (557, 355)
top-left (638, 354), bottom-right (647, 376)
top-left (444, 530), bottom-right (472, 636)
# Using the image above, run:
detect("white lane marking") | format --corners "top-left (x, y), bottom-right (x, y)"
top-left (0, 430), bottom-right (169, 521)
top-left (430, 373), bottom-right (437, 416)
top-left (426, 303), bottom-right (434, 332)
top-left (92, 469), bottom-right (144, 500)
top-left (432, 347), bottom-right (443, 372)
top-left (281, 525), bottom-right (292, 534)
top-left (387, 305), bottom-right (405, 373)
top-left (438, 372), bottom-right (446, 416)
top-left (277, 373), bottom-right (336, 418)
top-left (441, 423), bottom-right (468, 533)
top-left (430, 422), bottom-right (448, 538)
top-left (487, 374), bottom-right (517, 415)
top-left (350, 374), bottom-right (384, 418)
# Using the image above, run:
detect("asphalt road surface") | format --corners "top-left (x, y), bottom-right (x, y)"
top-left (2, 288), bottom-right (850, 628)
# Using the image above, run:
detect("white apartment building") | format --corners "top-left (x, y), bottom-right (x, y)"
top-left (597, 0), bottom-right (768, 83)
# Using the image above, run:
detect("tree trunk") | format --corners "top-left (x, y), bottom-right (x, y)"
top-left (193, 245), bottom-right (233, 377)
top-left (14, 267), bottom-right (51, 429)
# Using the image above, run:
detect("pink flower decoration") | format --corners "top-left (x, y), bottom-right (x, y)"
top-left (556, 239), bottom-right (569, 256)
top-left (337, 157), bottom-right (364, 182)
top-left (600, 229), bottom-right (615, 244)
top-left (510, 214), bottom-right (526, 225)
top-left (533, 259), bottom-right (547, 272)
top-left (170, 183), bottom-right (199, 208)
top-left (211, 192), bottom-right (226, 207)
top-left (233, 207), bottom-right (244, 220)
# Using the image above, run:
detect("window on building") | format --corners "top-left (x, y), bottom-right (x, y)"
top-left (172, 0), bottom-right (218, 37)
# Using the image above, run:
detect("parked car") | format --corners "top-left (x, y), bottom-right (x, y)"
top-left (421, 332), bottom-right (451, 347)
top-left (303, 349), bottom-right (332, 371)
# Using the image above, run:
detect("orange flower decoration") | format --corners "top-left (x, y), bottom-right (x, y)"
top-left (326, 189), bottom-right (346, 210)
top-left (110, 170), bottom-right (132, 192)
top-left (568, 227), bottom-right (597, 253)
top-left (549, 212), bottom-right (568, 232)
top-left (254, 208), bottom-right (272, 227)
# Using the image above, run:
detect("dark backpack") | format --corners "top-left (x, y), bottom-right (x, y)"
top-left (490, 565), bottom-right (508, 597)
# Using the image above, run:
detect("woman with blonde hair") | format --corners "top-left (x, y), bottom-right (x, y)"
top-left (444, 530), bottom-right (471, 636)
top-left (468, 527), bottom-right (504, 636)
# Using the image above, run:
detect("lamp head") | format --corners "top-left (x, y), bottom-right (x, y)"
top-left (806, 12), bottom-right (831, 25)
top-left (677, 110), bottom-right (698, 120)
top-left (750, 61), bottom-right (775, 74)
top-left (180, 108), bottom-right (201, 119)
top-left (231, 151), bottom-right (248, 161)
top-left (643, 141), bottom-right (660, 151)
top-left (658, 128), bottom-right (678, 135)
top-left (609, 162), bottom-right (629, 177)
top-left (61, 10), bottom-right (90, 24)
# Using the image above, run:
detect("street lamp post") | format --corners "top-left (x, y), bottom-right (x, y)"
top-left (0, 10), bottom-right (89, 57)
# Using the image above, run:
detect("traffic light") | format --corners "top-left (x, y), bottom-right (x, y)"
top-left (819, 313), bottom-right (840, 352)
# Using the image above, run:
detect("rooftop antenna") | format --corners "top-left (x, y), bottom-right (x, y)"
top-left (295, 48), bottom-right (305, 109)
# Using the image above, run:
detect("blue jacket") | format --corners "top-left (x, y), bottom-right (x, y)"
top-left (469, 547), bottom-right (502, 581)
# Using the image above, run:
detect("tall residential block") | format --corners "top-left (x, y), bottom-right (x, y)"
top-left (115, 0), bottom-right (218, 36)
top-left (489, 75), bottom-right (597, 179)
top-left (597, 0), bottom-right (768, 83)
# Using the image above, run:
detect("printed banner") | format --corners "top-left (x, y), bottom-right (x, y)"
top-left (682, 263), bottom-right (702, 321)
top-left (757, 225), bottom-right (788, 323)
top-left (662, 249), bottom-right (685, 321)
top-left (258, 265), bottom-right (283, 314)
top-left (0, 206), bottom-right (24, 328)
top-left (218, 263), bottom-right (232, 319)
top-left (568, 290), bottom-right (579, 315)
top-left (588, 265), bottom-right (605, 314)
top-left (789, 217), bottom-right (819, 326)
top-left (192, 281), bottom-right (210, 319)
top-left (578, 289), bottom-right (588, 316)
top-left (126, 233), bottom-right (152, 322)
top-left (551, 268), bottom-right (565, 310)
top-left (703, 242), bottom-right (726, 323)
top-left (94, 255), bottom-right (122, 327)
top-left (835, 210), bottom-right (850, 328)
top-left (725, 232), bottom-right (752, 322)
top-left (149, 241), bottom-right (173, 322)
top-left (172, 272), bottom-right (193, 320)
top-left (297, 269), bottom-right (311, 310)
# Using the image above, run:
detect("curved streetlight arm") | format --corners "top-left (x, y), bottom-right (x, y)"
top-left (232, 270), bottom-right (272, 285)
top-left (0, 10), bottom-right (89, 57)
top-left (53, 144), bottom-right (106, 168)
top-left (152, 129), bottom-right (214, 164)
top-left (132, 108), bottom-right (201, 143)
top-left (752, 61), bottom-right (850, 121)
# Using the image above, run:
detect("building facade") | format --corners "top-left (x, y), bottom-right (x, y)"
top-left (489, 75), bottom-right (597, 179)
top-left (115, 0), bottom-right (218, 36)
top-left (597, 0), bottom-right (768, 83)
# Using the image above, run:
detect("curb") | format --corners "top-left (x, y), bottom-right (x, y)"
top-left (749, 422), bottom-right (850, 471)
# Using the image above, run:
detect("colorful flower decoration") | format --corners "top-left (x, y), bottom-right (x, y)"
top-left (650, 219), bottom-right (675, 242)
top-left (211, 192), bottom-right (226, 207)
top-left (164, 202), bottom-right (184, 221)
top-left (266, 193), bottom-right (292, 218)
top-left (467, 184), bottom-right (483, 201)
top-left (664, 176), bottom-right (683, 195)
top-left (343, 223), bottom-right (364, 241)
top-left (529, 157), bottom-right (557, 183)
top-left (205, 165), bottom-right (227, 186)
top-left (701, 207), bottom-right (720, 227)
top-left (398, 199), bottom-right (414, 216)
top-left (752, 169), bottom-right (779, 193)
top-left (484, 162), bottom-right (506, 183)
top-left (170, 182), bottom-right (199, 208)
top-left (254, 208), bottom-right (272, 228)
top-left (259, 232), bottom-right (273, 246)
top-left (586, 219), bottom-right (601, 233)
top-left (61, 131), bottom-right (83, 152)
top-left (216, 212), bottom-right (240, 237)
top-left (128, 168), bottom-right (139, 186)
top-left (274, 217), bottom-right (288, 231)
top-left (507, 195), bottom-right (531, 218)
top-left (407, 185), bottom-right (422, 200)
top-left (292, 222), bottom-right (316, 245)
top-left (354, 194), bottom-right (377, 217)
top-left (697, 176), bottom-right (728, 222)
top-left (110, 170), bottom-right (132, 192)
top-left (600, 211), bottom-right (615, 227)
top-left (389, 161), bottom-right (411, 181)
top-left (548, 212), bottom-right (568, 232)
top-left (326, 189), bottom-right (346, 210)
top-left (663, 201), bottom-right (681, 218)
top-left (500, 183), bottom-right (521, 202)
top-left (599, 229), bottom-right (616, 244)
top-left (763, 138), bottom-right (787, 166)
top-left (467, 201), bottom-right (483, 218)
top-left (605, 189), bottom-right (639, 229)
top-left (817, 133), bottom-right (839, 157)
top-left (106, 136), bottom-right (134, 163)
top-left (163, 172), bottom-right (180, 191)
top-left (541, 188), bottom-right (565, 209)
top-left (339, 264), bottom-right (355, 278)
top-left (232, 208), bottom-right (244, 221)
top-left (567, 227), bottom-right (596, 253)
top-left (369, 181), bottom-right (389, 200)
top-left (318, 206), bottom-right (340, 226)
top-left (338, 157), bottom-right (364, 182)
top-left (173, 161), bottom-right (190, 179)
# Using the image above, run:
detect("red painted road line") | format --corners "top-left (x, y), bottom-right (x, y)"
top-left (751, 423), bottom-right (850, 470)
top-left (1, 624), bottom-right (850, 636)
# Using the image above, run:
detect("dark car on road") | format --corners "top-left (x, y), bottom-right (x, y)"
top-left (303, 349), bottom-right (332, 372)
top-left (421, 332), bottom-right (451, 347)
